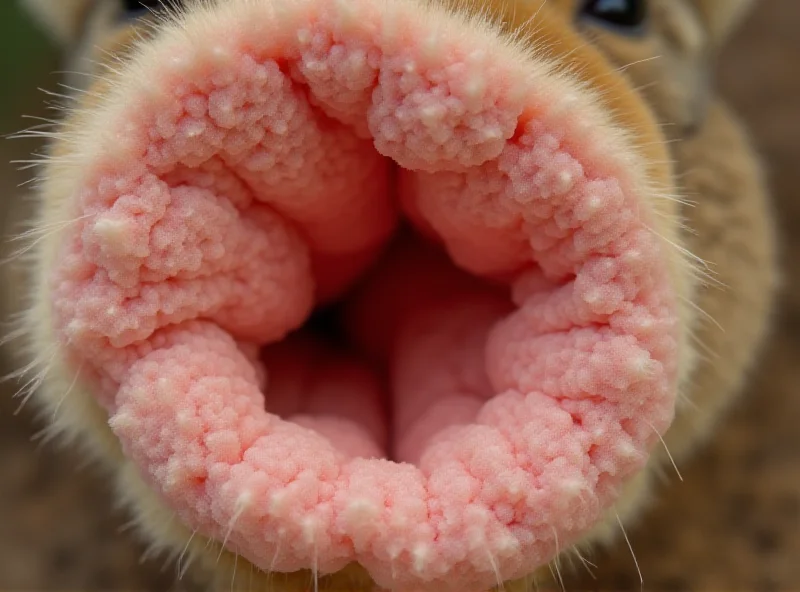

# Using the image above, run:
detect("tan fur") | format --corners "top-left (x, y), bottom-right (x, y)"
top-left (11, 0), bottom-right (776, 590)
top-left (694, 0), bottom-right (755, 45)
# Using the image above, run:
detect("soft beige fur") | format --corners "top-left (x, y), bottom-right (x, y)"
top-left (10, 0), bottom-right (777, 590)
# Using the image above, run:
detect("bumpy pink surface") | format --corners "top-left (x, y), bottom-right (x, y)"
top-left (50, 1), bottom-right (679, 590)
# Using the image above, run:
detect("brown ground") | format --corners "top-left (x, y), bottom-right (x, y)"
top-left (1, 2), bottom-right (798, 591)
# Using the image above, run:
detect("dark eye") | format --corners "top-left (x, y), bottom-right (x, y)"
top-left (579, 0), bottom-right (648, 34)
top-left (122, 0), bottom-right (173, 16)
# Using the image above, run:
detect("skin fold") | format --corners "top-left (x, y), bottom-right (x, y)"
top-left (9, 0), bottom-right (777, 590)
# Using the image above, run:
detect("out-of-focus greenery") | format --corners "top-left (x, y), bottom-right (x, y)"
top-left (0, 2), bottom-right (58, 131)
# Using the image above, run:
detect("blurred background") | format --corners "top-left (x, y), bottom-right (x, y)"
top-left (0, 1), bottom-right (797, 590)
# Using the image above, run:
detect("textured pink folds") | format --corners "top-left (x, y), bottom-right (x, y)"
top-left (49, 1), bottom-right (679, 590)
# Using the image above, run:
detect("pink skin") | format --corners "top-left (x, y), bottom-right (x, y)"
top-left (49, 1), bottom-right (678, 590)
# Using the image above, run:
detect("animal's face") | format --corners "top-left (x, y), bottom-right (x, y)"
top-left (15, 1), bottom-right (756, 591)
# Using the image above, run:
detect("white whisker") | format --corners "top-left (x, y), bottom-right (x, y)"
top-left (217, 492), bottom-right (252, 563)
top-left (573, 547), bottom-right (597, 580)
top-left (13, 349), bottom-right (57, 415)
top-left (679, 294), bottom-right (725, 333)
top-left (51, 363), bottom-right (83, 421)
top-left (616, 511), bottom-right (643, 590)
top-left (550, 527), bottom-right (566, 592)
top-left (487, 548), bottom-right (505, 591)
top-left (177, 529), bottom-right (197, 579)
top-left (231, 552), bottom-right (239, 592)
top-left (615, 55), bottom-right (662, 72)
top-left (645, 420), bottom-right (683, 481)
